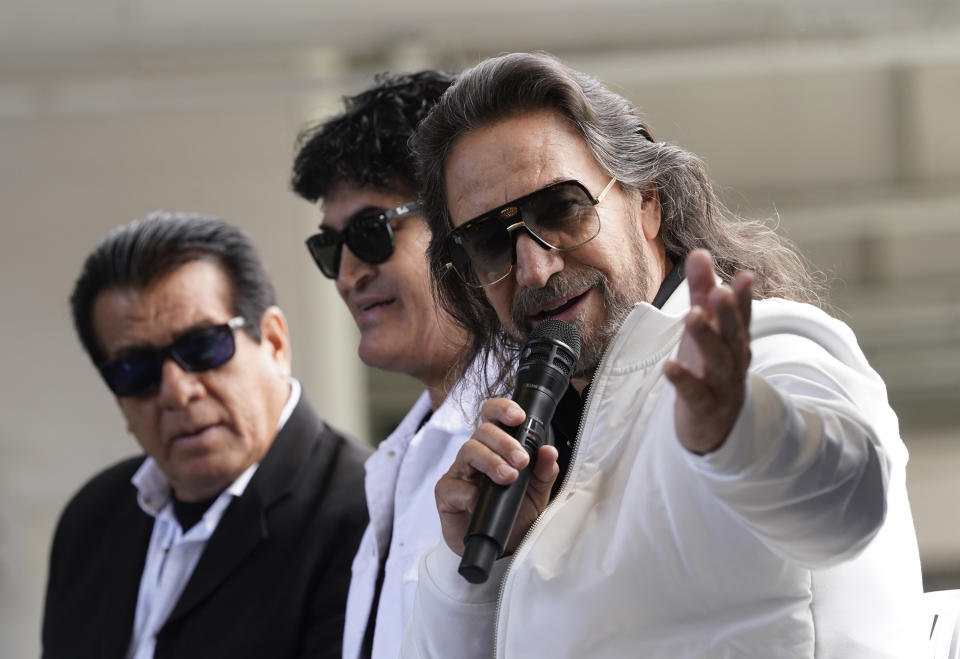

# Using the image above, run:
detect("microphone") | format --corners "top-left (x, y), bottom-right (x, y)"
top-left (458, 319), bottom-right (581, 584)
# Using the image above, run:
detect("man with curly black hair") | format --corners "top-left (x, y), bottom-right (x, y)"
top-left (291, 70), bottom-right (488, 659)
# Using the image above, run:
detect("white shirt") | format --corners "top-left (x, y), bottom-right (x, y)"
top-left (342, 364), bottom-right (486, 659)
top-left (125, 379), bottom-right (300, 659)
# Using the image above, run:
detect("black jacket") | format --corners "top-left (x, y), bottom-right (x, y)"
top-left (42, 394), bottom-right (370, 659)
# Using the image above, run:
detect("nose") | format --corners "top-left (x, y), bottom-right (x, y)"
top-left (513, 231), bottom-right (564, 289)
top-left (336, 246), bottom-right (376, 296)
top-left (156, 358), bottom-right (205, 409)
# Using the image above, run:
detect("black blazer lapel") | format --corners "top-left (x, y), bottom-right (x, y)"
top-left (163, 395), bottom-right (319, 625)
top-left (99, 504), bottom-right (153, 658)
top-left (46, 460), bottom-right (154, 659)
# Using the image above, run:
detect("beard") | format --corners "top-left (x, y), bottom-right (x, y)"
top-left (507, 240), bottom-right (651, 378)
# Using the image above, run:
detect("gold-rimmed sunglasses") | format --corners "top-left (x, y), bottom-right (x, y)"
top-left (444, 177), bottom-right (617, 287)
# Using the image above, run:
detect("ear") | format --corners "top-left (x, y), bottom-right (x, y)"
top-left (258, 306), bottom-right (292, 378)
top-left (639, 184), bottom-right (662, 242)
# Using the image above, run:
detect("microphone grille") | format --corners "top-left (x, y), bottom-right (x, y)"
top-left (530, 318), bottom-right (581, 359)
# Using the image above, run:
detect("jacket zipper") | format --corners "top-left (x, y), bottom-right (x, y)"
top-left (490, 340), bottom-right (613, 657)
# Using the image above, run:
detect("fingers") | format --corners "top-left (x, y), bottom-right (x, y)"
top-left (451, 434), bottom-right (527, 486)
top-left (444, 396), bottom-right (557, 501)
top-left (684, 248), bottom-right (754, 329)
top-left (479, 396), bottom-right (525, 428)
top-left (436, 474), bottom-right (482, 517)
top-left (681, 305), bottom-right (734, 380)
top-left (684, 248), bottom-right (716, 309)
top-left (732, 270), bottom-right (754, 328)
top-left (446, 397), bottom-right (528, 486)
top-left (663, 359), bottom-right (714, 413)
top-left (708, 285), bottom-right (751, 372)
top-left (667, 251), bottom-right (755, 454)
top-left (683, 249), bottom-right (754, 375)
top-left (436, 404), bottom-right (561, 557)
top-left (530, 445), bottom-right (559, 488)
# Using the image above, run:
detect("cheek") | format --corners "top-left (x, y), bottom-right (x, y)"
top-left (410, 226), bottom-right (431, 251)
top-left (119, 403), bottom-right (161, 450)
top-left (483, 286), bottom-right (514, 325)
top-left (231, 408), bottom-right (258, 447)
top-left (221, 369), bottom-right (276, 445)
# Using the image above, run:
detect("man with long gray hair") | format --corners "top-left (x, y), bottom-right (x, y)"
top-left (401, 52), bottom-right (924, 657)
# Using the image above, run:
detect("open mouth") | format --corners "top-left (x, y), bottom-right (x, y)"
top-left (532, 290), bottom-right (588, 322)
top-left (359, 298), bottom-right (395, 313)
top-left (172, 424), bottom-right (219, 444)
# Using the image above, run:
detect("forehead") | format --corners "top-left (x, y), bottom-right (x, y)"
top-left (444, 110), bottom-right (602, 226)
top-left (322, 181), bottom-right (414, 231)
top-left (92, 260), bottom-right (235, 358)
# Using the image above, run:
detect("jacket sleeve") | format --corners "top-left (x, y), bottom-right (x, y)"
top-left (401, 544), bottom-right (504, 659)
top-left (682, 299), bottom-right (902, 568)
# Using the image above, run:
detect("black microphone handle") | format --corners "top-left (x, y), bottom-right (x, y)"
top-left (458, 381), bottom-right (563, 585)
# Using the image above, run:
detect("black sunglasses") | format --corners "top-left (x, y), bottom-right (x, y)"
top-left (444, 177), bottom-right (617, 287)
top-left (98, 317), bottom-right (246, 397)
top-left (306, 202), bottom-right (420, 279)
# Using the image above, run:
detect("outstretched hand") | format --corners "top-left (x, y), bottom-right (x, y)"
top-left (435, 397), bottom-right (560, 557)
top-left (664, 249), bottom-right (754, 454)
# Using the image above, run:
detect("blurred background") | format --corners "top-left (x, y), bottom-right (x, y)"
top-left (2, 0), bottom-right (959, 655)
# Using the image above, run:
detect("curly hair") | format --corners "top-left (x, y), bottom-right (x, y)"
top-left (291, 69), bottom-right (457, 201)
top-left (412, 52), bottom-right (827, 395)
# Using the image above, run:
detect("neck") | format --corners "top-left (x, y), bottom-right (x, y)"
top-left (171, 479), bottom-right (229, 503)
top-left (420, 326), bottom-right (467, 411)
top-left (425, 377), bottom-right (451, 411)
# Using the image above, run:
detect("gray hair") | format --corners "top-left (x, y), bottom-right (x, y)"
top-left (412, 51), bottom-right (825, 394)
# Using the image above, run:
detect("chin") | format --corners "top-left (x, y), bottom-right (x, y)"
top-left (357, 343), bottom-right (400, 372)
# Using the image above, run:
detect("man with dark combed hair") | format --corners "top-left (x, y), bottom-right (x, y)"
top-left (291, 70), bottom-right (491, 659)
top-left (401, 52), bottom-right (926, 658)
top-left (43, 211), bottom-right (370, 659)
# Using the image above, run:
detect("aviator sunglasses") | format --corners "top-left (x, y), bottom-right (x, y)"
top-left (444, 177), bottom-right (618, 287)
top-left (306, 202), bottom-right (420, 279)
top-left (98, 316), bottom-right (246, 397)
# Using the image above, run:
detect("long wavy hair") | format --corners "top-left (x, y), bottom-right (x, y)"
top-left (412, 51), bottom-right (826, 396)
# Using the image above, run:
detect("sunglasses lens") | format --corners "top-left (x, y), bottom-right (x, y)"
top-left (524, 182), bottom-right (600, 247)
top-left (99, 352), bottom-right (162, 397)
top-left (173, 325), bottom-right (236, 372)
top-left (448, 181), bottom-right (600, 287)
top-left (346, 213), bottom-right (394, 264)
top-left (98, 324), bottom-right (238, 397)
top-left (451, 217), bottom-right (514, 286)
top-left (306, 234), bottom-right (341, 279)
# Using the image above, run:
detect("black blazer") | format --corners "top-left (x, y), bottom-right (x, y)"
top-left (42, 394), bottom-right (370, 659)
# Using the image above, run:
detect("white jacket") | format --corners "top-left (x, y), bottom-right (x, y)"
top-left (402, 282), bottom-right (926, 658)
top-left (342, 367), bottom-right (484, 659)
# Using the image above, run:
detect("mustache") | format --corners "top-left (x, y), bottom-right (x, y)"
top-left (509, 267), bottom-right (605, 334)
